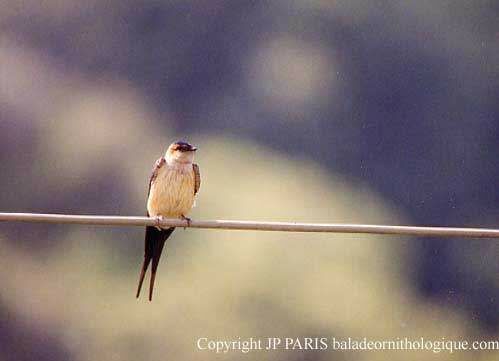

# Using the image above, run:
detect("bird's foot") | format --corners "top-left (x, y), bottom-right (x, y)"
top-left (155, 215), bottom-right (166, 230)
top-left (181, 215), bottom-right (191, 229)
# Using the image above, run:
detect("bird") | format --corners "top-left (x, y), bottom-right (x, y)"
top-left (136, 140), bottom-right (201, 301)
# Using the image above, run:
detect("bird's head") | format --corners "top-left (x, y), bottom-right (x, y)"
top-left (165, 141), bottom-right (197, 164)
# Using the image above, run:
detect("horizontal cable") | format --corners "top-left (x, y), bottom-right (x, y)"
top-left (0, 212), bottom-right (498, 238)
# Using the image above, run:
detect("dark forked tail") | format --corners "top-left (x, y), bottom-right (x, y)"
top-left (136, 226), bottom-right (175, 301)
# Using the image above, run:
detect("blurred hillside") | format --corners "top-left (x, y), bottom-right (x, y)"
top-left (0, 1), bottom-right (498, 360)
top-left (0, 137), bottom-right (493, 361)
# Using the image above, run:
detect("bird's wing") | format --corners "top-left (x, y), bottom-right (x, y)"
top-left (136, 156), bottom-right (170, 301)
top-left (147, 157), bottom-right (166, 200)
top-left (193, 163), bottom-right (201, 195)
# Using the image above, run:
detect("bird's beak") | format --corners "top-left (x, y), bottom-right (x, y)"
top-left (190, 145), bottom-right (198, 151)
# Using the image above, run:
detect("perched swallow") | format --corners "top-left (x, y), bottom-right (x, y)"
top-left (136, 141), bottom-right (201, 301)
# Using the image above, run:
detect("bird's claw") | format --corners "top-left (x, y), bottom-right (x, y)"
top-left (155, 216), bottom-right (165, 230)
top-left (181, 215), bottom-right (191, 229)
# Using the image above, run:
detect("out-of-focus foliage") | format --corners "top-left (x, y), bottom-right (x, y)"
top-left (0, 0), bottom-right (498, 360)
top-left (0, 136), bottom-right (487, 361)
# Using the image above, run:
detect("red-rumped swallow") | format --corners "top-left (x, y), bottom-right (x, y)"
top-left (136, 141), bottom-right (200, 301)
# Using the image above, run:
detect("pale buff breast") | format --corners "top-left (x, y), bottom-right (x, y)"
top-left (147, 165), bottom-right (196, 217)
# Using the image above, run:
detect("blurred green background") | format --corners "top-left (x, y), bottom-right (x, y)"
top-left (0, 1), bottom-right (498, 360)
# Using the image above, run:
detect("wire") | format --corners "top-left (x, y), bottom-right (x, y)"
top-left (0, 212), bottom-right (498, 238)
